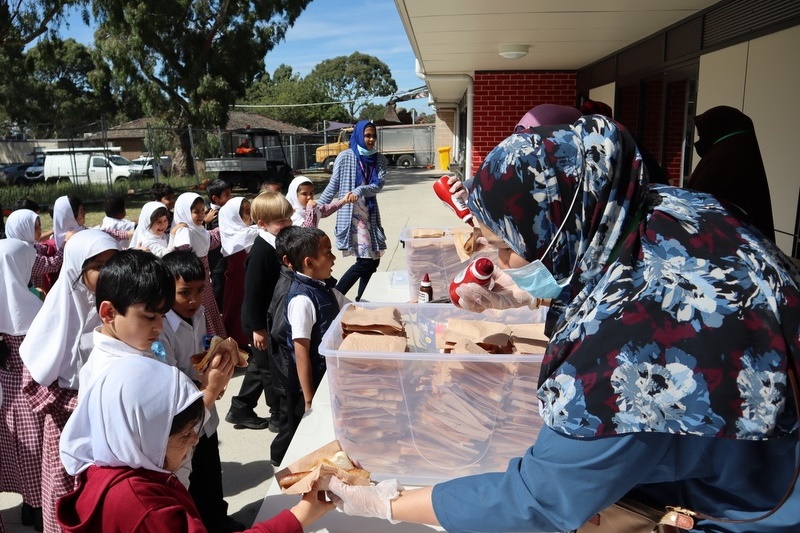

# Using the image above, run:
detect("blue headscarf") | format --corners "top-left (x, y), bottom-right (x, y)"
top-left (350, 120), bottom-right (379, 210)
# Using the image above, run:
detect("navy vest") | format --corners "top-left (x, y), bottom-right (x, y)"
top-left (284, 274), bottom-right (339, 394)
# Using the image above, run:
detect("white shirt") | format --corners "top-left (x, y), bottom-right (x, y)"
top-left (159, 307), bottom-right (218, 437)
top-left (287, 273), bottom-right (348, 340)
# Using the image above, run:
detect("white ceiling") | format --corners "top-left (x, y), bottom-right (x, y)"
top-left (395, 0), bottom-right (720, 103)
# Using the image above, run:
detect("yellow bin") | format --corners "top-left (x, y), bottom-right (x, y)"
top-left (438, 146), bottom-right (451, 170)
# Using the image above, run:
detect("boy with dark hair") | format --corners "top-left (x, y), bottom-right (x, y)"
top-left (267, 226), bottom-right (303, 466)
top-left (274, 227), bottom-right (346, 467)
top-left (79, 249), bottom-right (176, 392)
top-left (100, 193), bottom-right (135, 248)
top-left (204, 178), bottom-right (232, 310)
top-left (158, 249), bottom-right (244, 533)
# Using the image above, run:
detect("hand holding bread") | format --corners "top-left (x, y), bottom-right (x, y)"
top-left (192, 336), bottom-right (248, 402)
top-left (278, 451), bottom-right (370, 490)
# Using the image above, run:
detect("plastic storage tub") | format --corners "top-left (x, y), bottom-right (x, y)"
top-left (400, 226), bottom-right (472, 302)
top-left (321, 302), bottom-right (547, 486)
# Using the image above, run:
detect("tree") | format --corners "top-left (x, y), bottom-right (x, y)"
top-left (308, 52), bottom-right (397, 120)
top-left (92, 0), bottom-right (312, 174)
top-left (0, 0), bottom-right (77, 49)
top-left (5, 37), bottom-right (121, 138)
top-left (242, 64), bottom-right (348, 130)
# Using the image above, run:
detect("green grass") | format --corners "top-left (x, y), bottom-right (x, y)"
top-left (1, 175), bottom-right (206, 231)
top-left (2, 171), bottom-right (331, 231)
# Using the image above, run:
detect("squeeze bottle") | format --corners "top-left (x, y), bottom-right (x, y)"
top-left (449, 257), bottom-right (494, 308)
top-left (433, 176), bottom-right (474, 226)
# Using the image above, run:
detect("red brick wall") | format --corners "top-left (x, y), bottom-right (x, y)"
top-left (641, 79), bottom-right (664, 163)
top-left (471, 71), bottom-right (576, 172)
top-left (664, 81), bottom-right (687, 185)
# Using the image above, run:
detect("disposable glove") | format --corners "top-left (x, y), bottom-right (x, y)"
top-left (446, 175), bottom-right (468, 201)
top-left (454, 267), bottom-right (541, 312)
top-left (326, 477), bottom-right (404, 521)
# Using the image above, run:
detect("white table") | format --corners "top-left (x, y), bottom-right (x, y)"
top-left (254, 376), bottom-right (444, 532)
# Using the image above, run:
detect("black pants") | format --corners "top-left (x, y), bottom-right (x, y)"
top-left (228, 334), bottom-right (276, 419)
top-left (189, 431), bottom-right (228, 528)
top-left (270, 392), bottom-right (305, 465)
top-left (336, 257), bottom-right (380, 301)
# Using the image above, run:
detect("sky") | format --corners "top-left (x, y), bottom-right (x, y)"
top-left (59, 0), bottom-right (433, 115)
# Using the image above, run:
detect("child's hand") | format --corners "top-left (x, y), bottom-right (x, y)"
top-left (307, 199), bottom-right (317, 208)
top-left (288, 488), bottom-right (335, 528)
top-left (252, 329), bottom-right (268, 351)
top-left (204, 208), bottom-right (219, 224)
top-left (170, 222), bottom-right (188, 235)
top-left (201, 352), bottom-right (235, 401)
top-left (126, 230), bottom-right (135, 239)
top-left (344, 192), bottom-right (359, 203)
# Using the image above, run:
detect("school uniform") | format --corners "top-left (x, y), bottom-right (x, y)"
top-left (159, 307), bottom-right (231, 532)
top-left (218, 198), bottom-right (259, 348)
top-left (173, 193), bottom-right (226, 337)
top-left (57, 357), bottom-right (302, 533)
top-left (0, 240), bottom-right (45, 514)
top-left (19, 230), bottom-right (119, 533)
top-left (227, 231), bottom-right (280, 427)
top-left (100, 216), bottom-right (135, 249)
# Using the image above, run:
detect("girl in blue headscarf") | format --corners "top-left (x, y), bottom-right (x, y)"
top-left (319, 120), bottom-right (387, 301)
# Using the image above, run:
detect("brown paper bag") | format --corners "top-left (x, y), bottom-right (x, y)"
top-left (340, 305), bottom-right (405, 336)
top-left (275, 440), bottom-right (370, 494)
top-left (339, 332), bottom-right (408, 352)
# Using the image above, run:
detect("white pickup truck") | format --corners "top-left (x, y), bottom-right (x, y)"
top-left (43, 148), bottom-right (131, 184)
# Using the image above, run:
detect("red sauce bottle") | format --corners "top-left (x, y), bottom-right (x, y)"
top-left (449, 257), bottom-right (494, 308)
top-left (433, 176), bottom-right (474, 226)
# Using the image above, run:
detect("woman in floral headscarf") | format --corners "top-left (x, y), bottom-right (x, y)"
top-left (326, 116), bottom-right (800, 531)
top-left (318, 120), bottom-right (387, 301)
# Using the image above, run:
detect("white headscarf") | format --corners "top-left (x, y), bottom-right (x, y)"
top-left (172, 192), bottom-right (210, 257)
top-left (0, 239), bottom-right (42, 335)
top-left (60, 356), bottom-right (203, 475)
top-left (129, 201), bottom-right (168, 250)
top-left (20, 229), bottom-right (118, 389)
top-left (287, 175), bottom-right (313, 226)
top-left (53, 195), bottom-right (83, 250)
top-left (219, 197), bottom-right (258, 257)
top-left (5, 209), bottom-right (39, 243)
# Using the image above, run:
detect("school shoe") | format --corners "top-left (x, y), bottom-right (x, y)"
top-left (21, 503), bottom-right (43, 532)
top-left (224, 409), bottom-right (270, 430)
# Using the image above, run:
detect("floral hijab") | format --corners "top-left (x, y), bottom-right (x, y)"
top-left (469, 115), bottom-right (800, 440)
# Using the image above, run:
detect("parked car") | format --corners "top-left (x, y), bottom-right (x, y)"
top-left (0, 163), bottom-right (31, 186)
top-left (129, 155), bottom-right (172, 178)
top-left (24, 155), bottom-right (45, 183)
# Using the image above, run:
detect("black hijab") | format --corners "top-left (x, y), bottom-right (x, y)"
top-left (687, 106), bottom-right (775, 241)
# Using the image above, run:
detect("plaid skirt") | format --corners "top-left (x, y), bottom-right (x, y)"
top-left (0, 334), bottom-right (45, 506)
top-left (200, 254), bottom-right (226, 337)
top-left (41, 404), bottom-right (76, 533)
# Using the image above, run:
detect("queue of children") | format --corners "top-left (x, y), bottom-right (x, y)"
top-left (0, 177), bottom-right (355, 532)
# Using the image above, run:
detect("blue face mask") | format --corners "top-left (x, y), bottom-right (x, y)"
top-left (505, 259), bottom-right (572, 299)
top-left (357, 145), bottom-right (377, 156)
top-left (503, 174), bottom-right (583, 299)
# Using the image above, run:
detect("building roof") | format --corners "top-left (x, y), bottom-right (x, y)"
top-left (101, 112), bottom-right (309, 140)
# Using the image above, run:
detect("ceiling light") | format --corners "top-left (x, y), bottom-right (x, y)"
top-left (498, 44), bottom-right (529, 60)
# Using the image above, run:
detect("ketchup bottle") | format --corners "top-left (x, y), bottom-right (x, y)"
top-left (418, 273), bottom-right (433, 303)
top-left (449, 257), bottom-right (494, 308)
top-left (433, 176), bottom-right (474, 226)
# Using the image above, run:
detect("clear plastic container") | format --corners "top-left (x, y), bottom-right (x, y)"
top-left (400, 226), bottom-right (472, 302)
top-left (320, 302), bottom-right (547, 486)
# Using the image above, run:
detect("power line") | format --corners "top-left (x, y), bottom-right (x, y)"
top-left (233, 99), bottom-right (357, 109)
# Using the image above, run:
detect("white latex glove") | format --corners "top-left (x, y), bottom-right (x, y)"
top-left (446, 175), bottom-right (468, 201)
top-left (454, 267), bottom-right (540, 313)
top-left (326, 477), bottom-right (404, 521)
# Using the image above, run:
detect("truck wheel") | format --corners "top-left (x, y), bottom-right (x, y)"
top-left (58, 177), bottom-right (71, 183)
top-left (115, 176), bottom-right (129, 185)
top-left (397, 155), bottom-right (415, 168)
top-left (14, 176), bottom-right (26, 186)
top-left (324, 157), bottom-right (336, 172)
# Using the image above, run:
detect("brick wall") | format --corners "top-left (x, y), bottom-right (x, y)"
top-left (472, 71), bottom-right (576, 172)
top-left (664, 81), bottom-right (687, 185)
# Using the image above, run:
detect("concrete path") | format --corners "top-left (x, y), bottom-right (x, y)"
top-left (0, 167), bottom-right (463, 531)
